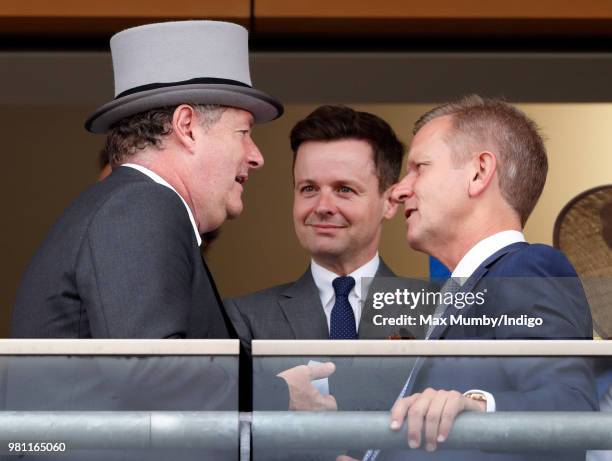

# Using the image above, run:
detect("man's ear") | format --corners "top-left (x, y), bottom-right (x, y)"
top-left (468, 150), bottom-right (497, 198)
top-left (172, 105), bottom-right (198, 152)
top-left (382, 186), bottom-right (399, 220)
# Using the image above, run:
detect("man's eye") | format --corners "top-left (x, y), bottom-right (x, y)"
top-left (301, 185), bottom-right (315, 193)
top-left (338, 186), bottom-right (354, 194)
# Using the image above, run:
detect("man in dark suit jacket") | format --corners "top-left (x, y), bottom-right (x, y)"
top-left (225, 105), bottom-right (409, 413)
top-left (8, 22), bottom-right (283, 461)
top-left (11, 21), bottom-right (283, 339)
top-left (338, 96), bottom-right (597, 461)
top-left (380, 243), bottom-right (597, 461)
top-left (227, 259), bottom-right (396, 351)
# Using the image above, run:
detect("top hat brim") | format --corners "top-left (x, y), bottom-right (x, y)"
top-left (85, 83), bottom-right (284, 133)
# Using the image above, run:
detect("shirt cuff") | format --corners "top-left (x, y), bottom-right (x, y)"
top-left (464, 389), bottom-right (496, 412)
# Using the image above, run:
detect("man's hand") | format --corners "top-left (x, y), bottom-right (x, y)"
top-left (336, 456), bottom-right (359, 461)
top-left (277, 362), bottom-right (337, 411)
top-left (390, 388), bottom-right (485, 452)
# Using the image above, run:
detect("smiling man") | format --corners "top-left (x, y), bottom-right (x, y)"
top-left (225, 105), bottom-right (405, 411)
top-left (12, 21), bottom-right (282, 338)
top-left (292, 137), bottom-right (392, 277)
top-left (227, 105), bottom-right (404, 345)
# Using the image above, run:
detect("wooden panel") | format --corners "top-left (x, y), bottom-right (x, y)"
top-left (255, 0), bottom-right (612, 19)
top-left (253, 17), bottom-right (612, 37)
top-left (0, 0), bottom-right (250, 37)
top-left (0, 18), bottom-right (250, 38)
top-left (2, 0), bottom-right (612, 39)
top-left (254, 0), bottom-right (612, 37)
top-left (0, 0), bottom-right (249, 18)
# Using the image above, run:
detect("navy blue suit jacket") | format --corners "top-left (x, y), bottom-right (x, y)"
top-left (384, 242), bottom-right (598, 461)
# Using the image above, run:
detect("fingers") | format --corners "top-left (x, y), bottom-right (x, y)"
top-left (423, 390), bottom-right (449, 451)
top-left (405, 388), bottom-right (436, 449)
top-left (278, 363), bottom-right (338, 411)
top-left (323, 393), bottom-right (338, 411)
top-left (277, 364), bottom-right (308, 382)
top-left (389, 388), bottom-right (472, 452)
top-left (307, 361), bottom-right (336, 380)
top-left (437, 391), bottom-right (464, 444)
top-left (336, 456), bottom-right (359, 461)
top-left (390, 393), bottom-right (418, 430)
top-left (300, 384), bottom-right (335, 411)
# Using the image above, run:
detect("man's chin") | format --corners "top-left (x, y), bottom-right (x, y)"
top-left (406, 231), bottom-right (424, 251)
top-left (226, 203), bottom-right (244, 220)
top-left (309, 243), bottom-right (346, 260)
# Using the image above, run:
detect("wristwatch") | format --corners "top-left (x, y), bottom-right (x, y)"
top-left (464, 391), bottom-right (487, 403)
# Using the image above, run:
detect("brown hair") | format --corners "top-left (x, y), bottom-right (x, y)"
top-left (104, 104), bottom-right (226, 166)
top-left (290, 105), bottom-right (405, 192)
top-left (414, 95), bottom-right (548, 227)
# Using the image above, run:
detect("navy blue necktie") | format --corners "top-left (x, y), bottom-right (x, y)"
top-left (330, 276), bottom-right (357, 339)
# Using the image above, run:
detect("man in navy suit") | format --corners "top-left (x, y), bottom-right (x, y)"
top-left (340, 96), bottom-right (597, 461)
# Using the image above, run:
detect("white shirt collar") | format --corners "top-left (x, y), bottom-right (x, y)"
top-left (451, 230), bottom-right (525, 282)
top-left (121, 164), bottom-right (202, 246)
top-left (310, 253), bottom-right (380, 307)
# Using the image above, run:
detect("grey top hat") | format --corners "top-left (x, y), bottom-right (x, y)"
top-left (85, 20), bottom-right (283, 133)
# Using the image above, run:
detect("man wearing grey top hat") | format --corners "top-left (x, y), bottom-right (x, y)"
top-left (12, 20), bottom-right (283, 339)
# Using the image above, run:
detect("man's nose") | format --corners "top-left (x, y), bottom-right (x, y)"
top-left (314, 190), bottom-right (336, 215)
top-left (248, 141), bottom-right (264, 169)
top-left (391, 175), bottom-right (414, 203)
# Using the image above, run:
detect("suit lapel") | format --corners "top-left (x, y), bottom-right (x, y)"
top-left (278, 269), bottom-right (329, 339)
top-left (277, 259), bottom-right (396, 339)
top-left (358, 259), bottom-right (396, 339)
top-left (201, 255), bottom-right (238, 338)
top-left (402, 242), bottom-right (529, 396)
top-left (375, 259), bottom-right (395, 278)
top-left (427, 242), bottom-right (528, 340)
top-left (426, 269), bottom-right (488, 340)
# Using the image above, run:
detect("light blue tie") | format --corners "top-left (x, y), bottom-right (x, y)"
top-left (330, 276), bottom-right (357, 339)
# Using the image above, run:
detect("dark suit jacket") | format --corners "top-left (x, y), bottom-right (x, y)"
top-left (384, 242), bottom-right (598, 461)
top-left (225, 260), bottom-right (413, 415)
top-left (225, 259), bottom-right (395, 351)
top-left (8, 168), bottom-right (238, 459)
top-left (12, 167), bottom-right (232, 338)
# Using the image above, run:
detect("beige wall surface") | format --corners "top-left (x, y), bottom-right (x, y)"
top-left (3, 103), bottom-right (611, 337)
top-left (206, 104), bottom-right (430, 304)
top-left (208, 103), bottom-right (612, 299)
top-left (522, 104), bottom-right (612, 243)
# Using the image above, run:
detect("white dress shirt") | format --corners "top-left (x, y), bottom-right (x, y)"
top-left (452, 230), bottom-right (526, 283)
top-left (121, 164), bottom-right (202, 246)
top-left (451, 229), bottom-right (526, 412)
top-left (310, 253), bottom-right (380, 333)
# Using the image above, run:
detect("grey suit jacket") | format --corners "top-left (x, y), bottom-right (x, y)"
top-left (12, 167), bottom-right (232, 339)
top-left (225, 260), bottom-right (413, 413)
top-left (225, 259), bottom-right (396, 352)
